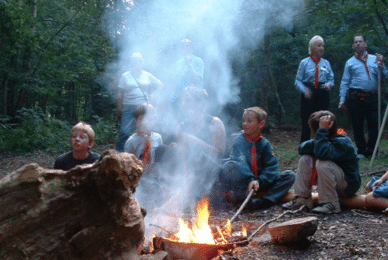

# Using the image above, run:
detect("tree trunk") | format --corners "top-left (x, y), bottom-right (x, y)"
top-left (0, 150), bottom-right (146, 260)
top-left (261, 23), bottom-right (271, 113)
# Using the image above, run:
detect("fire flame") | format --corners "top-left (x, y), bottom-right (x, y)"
top-left (168, 197), bottom-right (245, 245)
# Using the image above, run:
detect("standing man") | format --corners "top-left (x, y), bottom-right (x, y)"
top-left (171, 38), bottom-right (204, 107)
top-left (338, 34), bottom-right (388, 158)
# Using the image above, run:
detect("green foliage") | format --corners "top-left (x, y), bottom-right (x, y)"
top-left (0, 108), bottom-right (71, 153)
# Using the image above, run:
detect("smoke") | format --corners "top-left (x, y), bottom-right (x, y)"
top-left (104, 0), bottom-right (304, 240)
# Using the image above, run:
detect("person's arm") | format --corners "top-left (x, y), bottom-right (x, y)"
top-left (323, 60), bottom-right (335, 90)
top-left (298, 140), bottom-right (315, 155)
top-left (295, 59), bottom-right (312, 98)
top-left (372, 171), bottom-right (388, 187)
top-left (209, 116), bottom-right (226, 157)
top-left (255, 141), bottom-right (280, 188)
top-left (116, 88), bottom-right (124, 121)
top-left (229, 134), bottom-right (256, 184)
top-left (188, 56), bottom-right (204, 85)
top-left (148, 73), bottom-right (164, 94)
top-left (338, 61), bottom-right (351, 109)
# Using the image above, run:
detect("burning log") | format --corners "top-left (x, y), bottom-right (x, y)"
top-left (153, 236), bottom-right (248, 260)
top-left (0, 150), bottom-right (146, 260)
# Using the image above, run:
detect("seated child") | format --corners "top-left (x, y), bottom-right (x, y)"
top-left (124, 103), bottom-right (163, 174)
top-left (282, 110), bottom-right (361, 214)
top-left (365, 171), bottom-right (388, 215)
top-left (54, 122), bottom-right (100, 171)
top-left (219, 106), bottom-right (295, 210)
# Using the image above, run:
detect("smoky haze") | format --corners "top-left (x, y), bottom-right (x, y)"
top-left (104, 0), bottom-right (305, 240)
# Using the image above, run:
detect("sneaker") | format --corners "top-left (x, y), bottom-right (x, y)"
top-left (311, 201), bottom-right (341, 214)
top-left (382, 207), bottom-right (388, 216)
top-left (246, 198), bottom-right (273, 210)
top-left (282, 197), bottom-right (314, 210)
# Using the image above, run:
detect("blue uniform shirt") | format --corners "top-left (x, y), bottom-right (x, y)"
top-left (339, 53), bottom-right (388, 102)
top-left (295, 57), bottom-right (335, 93)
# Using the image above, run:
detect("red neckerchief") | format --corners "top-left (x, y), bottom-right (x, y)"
top-left (138, 131), bottom-right (152, 173)
top-left (354, 52), bottom-right (371, 79)
top-left (310, 55), bottom-right (321, 89)
top-left (243, 132), bottom-right (262, 177)
top-left (310, 128), bottom-right (348, 187)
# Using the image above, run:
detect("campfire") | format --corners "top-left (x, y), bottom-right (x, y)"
top-left (152, 197), bottom-right (250, 260)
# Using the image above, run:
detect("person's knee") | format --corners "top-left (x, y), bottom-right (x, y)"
top-left (315, 159), bottom-right (336, 172)
top-left (281, 170), bottom-right (296, 184)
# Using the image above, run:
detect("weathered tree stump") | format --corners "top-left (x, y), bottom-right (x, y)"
top-left (0, 150), bottom-right (147, 260)
top-left (268, 217), bottom-right (318, 244)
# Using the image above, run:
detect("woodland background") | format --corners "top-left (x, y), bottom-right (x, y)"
top-left (1, 0), bottom-right (388, 154)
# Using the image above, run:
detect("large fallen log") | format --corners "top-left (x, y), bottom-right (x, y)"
top-left (0, 150), bottom-right (146, 260)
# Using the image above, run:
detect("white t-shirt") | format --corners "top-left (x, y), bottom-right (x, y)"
top-left (119, 70), bottom-right (163, 106)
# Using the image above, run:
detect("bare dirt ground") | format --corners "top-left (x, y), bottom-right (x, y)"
top-left (1, 126), bottom-right (388, 259)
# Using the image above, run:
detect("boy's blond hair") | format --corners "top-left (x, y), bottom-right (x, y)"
top-left (244, 106), bottom-right (267, 123)
top-left (71, 122), bottom-right (95, 143)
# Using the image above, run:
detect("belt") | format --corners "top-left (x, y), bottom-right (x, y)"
top-left (349, 89), bottom-right (377, 97)
top-left (303, 82), bottom-right (325, 89)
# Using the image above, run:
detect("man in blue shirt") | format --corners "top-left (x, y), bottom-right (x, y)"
top-left (338, 34), bottom-right (388, 158)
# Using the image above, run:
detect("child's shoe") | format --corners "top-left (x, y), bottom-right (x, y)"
top-left (282, 196), bottom-right (314, 210)
top-left (311, 201), bottom-right (341, 214)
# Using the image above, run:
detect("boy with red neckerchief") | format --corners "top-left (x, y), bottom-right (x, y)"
top-left (220, 107), bottom-right (295, 210)
top-left (282, 110), bottom-right (361, 214)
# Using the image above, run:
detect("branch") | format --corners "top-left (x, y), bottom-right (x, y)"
top-left (374, 0), bottom-right (388, 36)
top-left (30, 9), bottom-right (81, 77)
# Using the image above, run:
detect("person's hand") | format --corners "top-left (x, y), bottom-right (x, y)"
top-left (116, 110), bottom-right (122, 121)
top-left (376, 53), bottom-right (384, 67)
top-left (338, 102), bottom-right (346, 110)
top-left (372, 179), bottom-right (384, 188)
top-left (319, 115), bottom-right (334, 130)
top-left (247, 180), bottom-right (259, 195)
top-left (304, 88), bottom-right (312, 99)
top-left (323, 83), bottom-right (331, 91)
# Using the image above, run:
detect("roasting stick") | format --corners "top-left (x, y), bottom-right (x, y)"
top-left (247, 205), bottom-right (306, 241)
top-left (149, 224), bottom-right (175, 236)
top-left (229, 189), bottom-right (255, 224)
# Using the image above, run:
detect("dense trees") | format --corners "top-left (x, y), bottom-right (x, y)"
top-left (1, 0), bottom-right (388, 152)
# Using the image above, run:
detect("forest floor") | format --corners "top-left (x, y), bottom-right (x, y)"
top-left (1, 125), bottom-right (388, 259)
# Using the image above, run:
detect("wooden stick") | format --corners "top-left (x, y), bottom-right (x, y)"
top-left (149, 224), bottom-right (175, 236)
top-left (229, 189), bottom-right (255, 224)
top-left (370, 104), bottom-right (388, 167)
top-left (247, 205), bottom-right (306, 241)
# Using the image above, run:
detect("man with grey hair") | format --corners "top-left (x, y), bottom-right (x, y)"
top-left (295, 35), bottom-right (335, 143)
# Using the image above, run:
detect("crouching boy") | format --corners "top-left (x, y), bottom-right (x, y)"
top-left (219, 107), bottom-right (295, 210)
top-left (282, 110), bottom-right (361, 213)
top-left (54, 122), bottom-right (100, 171)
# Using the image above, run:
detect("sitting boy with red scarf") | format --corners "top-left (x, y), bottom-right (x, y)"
top-left (282, 110), bottom-right (361, 214)
top-left (219, 107), bottom-right (295, 210)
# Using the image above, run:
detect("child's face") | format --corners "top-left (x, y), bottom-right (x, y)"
top-left (242, 111), bottom-right (265, 136)
top-left (70, 130), bottom-right (93, 152)
top-left (136, 113), bottom-right (156, 133)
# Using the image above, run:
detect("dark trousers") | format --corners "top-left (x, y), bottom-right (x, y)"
top-left (347, 92), bottom-right (378, 156)
top-left (219, 160), bottom-right (295, 204)
top-left (300, 87), bottom-right (330, 143)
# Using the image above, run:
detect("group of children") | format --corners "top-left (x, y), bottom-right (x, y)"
top-left (54, 93), bottom-right (388, 215)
